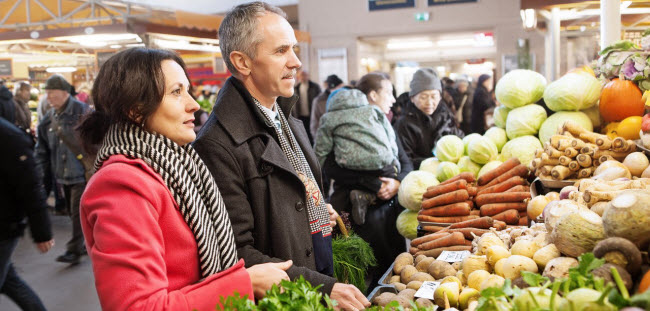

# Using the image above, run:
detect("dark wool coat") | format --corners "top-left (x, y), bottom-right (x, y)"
top-left (193, 77), bottom-right (337, 295)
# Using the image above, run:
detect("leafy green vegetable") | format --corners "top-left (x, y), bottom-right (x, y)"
top-left (521, 271), bottom-right (549, 288)
top-left (332, 233), bottom-right (376, 293)
top-left (599, 40), bottom-right (641, 55)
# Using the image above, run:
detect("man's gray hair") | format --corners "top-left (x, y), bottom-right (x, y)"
top-left (13, 81), bottom-right (31, 96)
top-left (219, 1), bottom-right (287, 75)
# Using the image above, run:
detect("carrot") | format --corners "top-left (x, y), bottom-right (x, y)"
top-left (421, 225), bottom-right (446, 232)
top-left (469, 210), bottom-right (481, 216)
top-left (411, 232), bottom-right (451, 247)
top-left (480, 202), bottom-right (528, 216)
top-left (415, 245), bottom-right (472, 258)
top-left (491, 209), bottom-right (520, 225)
top-left (448, 216), bottom-right (494, 229)
top-left (467, 186), bottom-right (478, 197)
top-left (518, 216), bottom-right (529, 226)
top-left (519, 211), bottom-right (528, 218)
top-left (493, 220), bottom-right (507, 230)
top-left (477, 176), bottom-right (527, 196)
top-left (421, 189), bottom-right (470, 209)
top-left (440, 172), bottom-right (476, 186)
top-left (424, 180), bottom-right (468, 198)
top-left (475, 192), bottom-right (531, 207)
top-left (477, 158), bottom-right (521, 186)
top-left (418, 232), bottom-right (466, 250)
top-left (409, 247), bottom-right (419, 255)
top-left (446, 228), bottom-right (490, 239)
top-left (484, 164), bottom-right (530, 187)
top-left (465, 200), bottom-right (475, 209)
top-left (505, 185), bottom-right (530, 193)
top-left (417, 215), bottom-right (479, 223)
top-left (419, 202), bottom-right (471, 217)
top-left (463, 239), bottom-right (474, 246)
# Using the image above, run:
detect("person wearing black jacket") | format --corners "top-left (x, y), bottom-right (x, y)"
top-left (394, 68), bottom-right (464, 169)
top-left (0, 114), bottom-right (54, 311)
top-left (470, 74), bottom-right (495, 134)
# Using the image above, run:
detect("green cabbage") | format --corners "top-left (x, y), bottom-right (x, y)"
top-left (543, 73), bottom-right (602, 112)
top-left (434, 135), bottom-right (465, 163)
top-left (495, 69), bottom-right (547, 109)
top-left (419, 157), bottom-right (440, 175)
top-left (506, 104), bottom-right (548, 139)
top-left (457, 156), bottom-right (482, 178)
top-left (468, 136), bottom-right (498, 164)
top-left (484, 127), bottom-right (508, 152)
top-left (478, 161), bottom-right (503, 177)
top-left (436, 162), bottom-right (461, 182)
top-left (397, 170), bottom-right (439, 211)
top-left (538, 111), bottom-right (593, 144)
top-left (494, 106), bottom-right (510, 129)
top-left (500, 135), bottom-right (543, 166)
top-left (581, 103), bottom-right (603, 129)
top-left (462, 133), bottom-right (482, 155)
top-left (396, 209), bottom-right (418, 240)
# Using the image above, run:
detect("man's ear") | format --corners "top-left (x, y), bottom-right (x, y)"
top-left (230, 51), bottom-right (251, 76)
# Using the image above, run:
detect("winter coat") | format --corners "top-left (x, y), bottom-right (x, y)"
top-left (0, 85), bottom-right (14, 123)
top-left (314, 89), bottom-right (398, 171)
top-left (0, 118), bottom-right (52, 242)
top-left (394, 101), bottom-right (465, 169)
top-left (193, 77), bottom-right (338, 295)
top-left (293, 80), bottom-right (321, 118)
top-left (310, 89), bottom-right (331, 139)
top-left (470, 85), bottom-right (495, 134)
top-left (81, 155), bottom-right (253, 311)
top-left (35, 96), bottom-right (88, 185)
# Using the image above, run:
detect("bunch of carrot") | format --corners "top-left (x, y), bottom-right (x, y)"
top-left (531, 120), bottom-right (636, 180)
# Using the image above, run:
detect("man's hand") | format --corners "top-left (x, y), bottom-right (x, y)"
top-left (35, 239), bottom-right (54, 253)
top-left (327, 203), bottom-right (338, 228)
top-left (377, 177), bottom-right (400, 201)
top-left (247, 260), bottom-right (293, 299)
top-left (330, 283), bottom-right (370, 311)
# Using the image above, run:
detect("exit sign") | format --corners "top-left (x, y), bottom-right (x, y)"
top-left (415, 12), bottom-right (430, 21)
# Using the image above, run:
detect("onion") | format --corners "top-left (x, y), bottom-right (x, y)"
top-left (559, 186), bottom-right (578, 200)
top-left (528, 195), bottom-right (551, 220)
top-left (622, 152), bottom-right (650, 177)
top-left (545, 192), bottom-right (560, 201)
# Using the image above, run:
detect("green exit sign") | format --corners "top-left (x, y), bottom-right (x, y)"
top-left (415, 12), bottom-right (430, 21)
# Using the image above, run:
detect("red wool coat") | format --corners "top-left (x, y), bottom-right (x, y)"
top-left (81, 155), bottom-right (252, 311)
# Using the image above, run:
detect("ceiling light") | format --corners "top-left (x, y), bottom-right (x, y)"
top-left (81, 41), bottom-right (107, 47)
top-left (52, 33), bottom-right (140, 43)
top-left (386, 40), bottom-right (434, 50)
top-left (520, 9), bottom-right (537, 30)
top-left (153, 39), bottom-right (220, 53)
top-left (436, 38), bottom-right (475, 47)
top-left (46, 67), bottom-right (77, 73)
top-left (126, 43), bottom-right (145, 47)
top-left (110, 44), bottom-right (122, 49)
top-left (580, 26), bottom-right (586, 32)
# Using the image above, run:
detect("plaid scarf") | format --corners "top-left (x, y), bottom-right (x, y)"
top-left (95, 123), bottom-right (238, 277)
top-left (254, 100), bottom-right (332, 238)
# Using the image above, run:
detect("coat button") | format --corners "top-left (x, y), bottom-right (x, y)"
top-left (306, 247), bottom-right (312, 257)
top-left (295, 201), bottom-right (304, 211)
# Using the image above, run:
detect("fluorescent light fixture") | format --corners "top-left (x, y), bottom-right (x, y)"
top-left (386, 40), bottom-right (433, 50)
top-left (46, 67), bottom-right (77, 73)
top-left (153, 39), bottom-right (220, 53)
top-left (126, 43), bottom-right (145, 47)
top-left (580, 26), bottom-right (586, 32)
top-left (81, 41), bottom-right (107, 47)
top-left (52, 33), bottom-right (140, 43)
top-left (520, 8), bottom-right (537, 30)
top-left (436, 38), bottom-right (475, 47)
top-left (110, 44), bottom-right (122, 49)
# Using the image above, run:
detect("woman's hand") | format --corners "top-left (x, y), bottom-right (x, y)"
top-left (377, 177), bottom-right (400, 201)
top-left (247, 260), bottom-right (293, 299)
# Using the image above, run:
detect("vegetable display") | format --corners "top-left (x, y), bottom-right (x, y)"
top-left (495, 69), bottom-right (547, 109)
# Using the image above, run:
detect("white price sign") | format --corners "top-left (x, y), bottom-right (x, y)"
top-left (414, 281), bottom-right (440, 300)
top-left (436, 250), bottom-right (471, 263)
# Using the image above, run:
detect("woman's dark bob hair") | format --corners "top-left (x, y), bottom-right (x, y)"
top-left (77, 48), bottom-right (190, 154)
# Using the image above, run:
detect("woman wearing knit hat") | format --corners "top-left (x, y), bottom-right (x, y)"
top-left (393, 68), bottom-right (465, 168)
top-left (470, 74), bottom-right (495, 134)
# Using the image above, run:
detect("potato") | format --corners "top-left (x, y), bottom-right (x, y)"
top-left (486, 245), bottom-right (511, 266)
top-left (462, 255), bottom-right (490, 279)
top-left (394, 282), bottom-right (406, 291)
top-left (502, 255), bottom-right (538, 280)
top-left (416, 257), bottom-right (435, 272)
top-left (407, 280), bottom-right (423, 290)
top-left (434, 282), bottom-right (460, 308)
top-left (452, 261), bottom-right (462, 270)
top-left (428, 260), bottom-right (457, 280)
top-left (415, 254), bottom-right (427, 265)
top-left (393, 296), bottom-right (411, 308)
top-left (467, 270), bottom-right (491, 291)
top-left (398, 288), bottom-right (417, 301)
top-left (394, 252), bottom-right (414, 274)
top-left (389, 275), bottom-right (401, 284)
top-left (459, 287), bottom-right (480, 310)
top-left (480, 274), bottom-right (505, 290)
top-left (510, 240), bottom-right (541, 259)
top-left (533, 244), bottom-right (561, 269)
top-left (400, 265), bottom-right (418, 284)
top-left (415, 297), bottom-right (435, 308)
top-left (373, 292), bottom-right (397, 307)
top-left (410, 271), bottom-right (435, 283)
top-left (494, 258), bottom-right (507, 277)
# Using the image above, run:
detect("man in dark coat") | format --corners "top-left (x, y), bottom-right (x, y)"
top-left (293, 71), bottom-right (321, 144)
top-left (0, 110), bottom-right (54, 310)
top-left (193, 3), bottom-right (369, 310)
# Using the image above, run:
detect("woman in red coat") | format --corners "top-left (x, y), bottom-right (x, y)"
top-left (77, 48), bottom-right (292, 311)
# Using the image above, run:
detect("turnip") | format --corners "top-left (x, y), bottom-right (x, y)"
top-left (510, 240), bottom-right (541, 259)
top-left (433, 282), bottom-right (460, 308)
top-left (480, 274), bottom-right (505, 290)
top-left (542, 257), bottom-right (578, 278)
top-left (458, 288), bottom-right (480, 310)
top-left (544, 200), bottom-right (581, 233)
top-left (501, 255), bottom-right (538, 280)
top-left (622, 152), bottom-right (649, 177)
top-left (551, 209), bottom-right (605, 257)
top-left (486, 245), bottom-right (510, 266)
top-left (513, 287), bottom-right (565, 311)
top-left (467, 270), bottom-right (491, 291)
top-left (560, 288), bottom-right (616, 311)
top-left (462, 255), bottom-right (490, 279)
top-left (593, 161), bottom-right (632, 181)
top-left (527, 195), bottom-right (550, 220)
top-left (476, 233), bottom-right (506, 255)
top-left (602, 190), bottom-right (650, 249)
top-left (559, 186), bottom-right (578, 200)
top-left (533, 244), bottom-right (561, 269)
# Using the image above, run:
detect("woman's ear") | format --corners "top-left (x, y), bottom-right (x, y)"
top-left (230, 51), bottom-right (251, 77)
top-left (368, 90), bottom-right (378, 103)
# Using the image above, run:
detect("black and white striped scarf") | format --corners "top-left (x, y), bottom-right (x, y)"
top-left (254, 100), bottom-right (332, 237)
top-left (95, 123), bottom-right (238, 277)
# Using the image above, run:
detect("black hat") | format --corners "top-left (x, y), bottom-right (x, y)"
top-left (43, 75), bottom-right (71, 92)
top-left (325, 75), bottom-right (343, 89)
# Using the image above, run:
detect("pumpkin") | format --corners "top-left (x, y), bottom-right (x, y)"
top-left (600, 78), bottom-right (644, 122)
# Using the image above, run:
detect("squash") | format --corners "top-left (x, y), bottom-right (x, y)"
top-left (640, 270), bottom-right (650, 293)
top-left (617, 116), bottom-right (643, 140)
top-left (600, 78), bottom-right (644, 122)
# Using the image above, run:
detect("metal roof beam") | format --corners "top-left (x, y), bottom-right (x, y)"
top-left (33, 0), bottom-right (58, 20)
top-left (0, 0), bottom-right (23, 25)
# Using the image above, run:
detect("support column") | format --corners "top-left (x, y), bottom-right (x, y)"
top-left (545, 7), bottom-right (561, 81)
top-left (601, 0), bottom-right (621, 49)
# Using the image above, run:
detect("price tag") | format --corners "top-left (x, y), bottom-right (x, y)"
top-left (414, 281), bottom-right (440, 300)
top-left (436, 250), bottom-right (471, 263)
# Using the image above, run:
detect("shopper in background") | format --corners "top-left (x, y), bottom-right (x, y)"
top-left (0, 108), bottom-right (54, 311)
top-left (310, 74), bottom-right (344, 140)
top-left (12, 81), bottom-right (33, 135)
top-left (35, 74), bottom-right (89, 265)
top-left (441, 77), bottom-right (458, 117)
top-left (455, 76), bottom-right (474, 134)
top-left (0, 79), bottom-right (15, 125)
top-left (193, 3), bottom-right (370, 310)
top-left (394, 68), bottom-right (464, 168)
top-left (293, 70), bottom-right (321, 144)
top-left (323, 72), bottom-right (413, 293)
top-left (470, 74), bottom-right (495, 134)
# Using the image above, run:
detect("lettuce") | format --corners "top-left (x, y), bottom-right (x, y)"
top-left (496, 69), bottom-right (547, 109)
top-left (468, 136), bottom-right (499, 164)
top-left (494, 106), bottom-right (511, 129)
top-left (506, 104), bottom-right (548, 139)
top-left (436, 162), bottom-right (461, 182)
top-left (543, 73), bottom-right (602, 112)
top-left (396, 209), bottom-right (419, 240)
top-left (539, 111), bottom-right (593, 144)
top-left (434, 135), bottom-right (465, 163)
top-left (458, 156), bottom-right (482, 178)
top-left (500, 135), bottom-right (543, 167)
top-left (397, 170), bottom-right (439, 211)
top-left (484, 127), bottom-right (508, 152)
